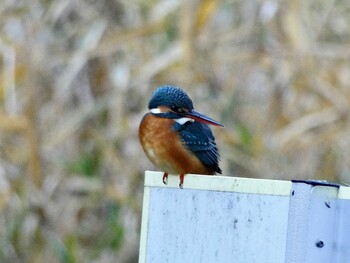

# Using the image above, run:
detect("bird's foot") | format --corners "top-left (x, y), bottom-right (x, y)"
top-left (179, 174), bottom-right (184, 189)
top-left (162, 173), bottom-right (168, 185)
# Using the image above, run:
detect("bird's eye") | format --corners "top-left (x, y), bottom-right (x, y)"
top-left (171, 105), bottom-right (180, 112)
top-left (171, 105), bottom-right (187, 113)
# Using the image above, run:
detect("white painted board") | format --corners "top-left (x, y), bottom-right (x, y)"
top-left (139, 172), bottom-right (292, 263)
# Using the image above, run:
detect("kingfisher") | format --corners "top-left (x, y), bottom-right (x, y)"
top-left (139, 85), bottom-right (223, 188)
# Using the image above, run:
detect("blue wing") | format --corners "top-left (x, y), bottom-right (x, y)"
top-left (173, 122), bottom-right (222, 174)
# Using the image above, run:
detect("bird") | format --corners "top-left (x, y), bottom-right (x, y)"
top-left (139, 85), bottom-right (223, 188)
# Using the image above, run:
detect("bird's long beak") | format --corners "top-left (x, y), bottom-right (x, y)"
top-left (185, 110), bottom-right (224, 127)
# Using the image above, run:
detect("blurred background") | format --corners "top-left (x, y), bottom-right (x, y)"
top-left (0, 0), bottom-right (349, 262)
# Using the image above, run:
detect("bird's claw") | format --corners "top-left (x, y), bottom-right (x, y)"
top-left (179, 174), bottom-right (184, 189)
top-left (162, 173), bottom-right (168, 185)
top-left (162, 173), bottom-right (184, 189)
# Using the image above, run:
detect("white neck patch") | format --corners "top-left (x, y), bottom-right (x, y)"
top-left (175, 117), bottom-right (194, 125)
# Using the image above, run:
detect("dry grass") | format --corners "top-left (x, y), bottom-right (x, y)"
top-left (0, 0), bottom-right (349, 262)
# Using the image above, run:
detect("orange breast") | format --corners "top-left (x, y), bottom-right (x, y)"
top-left (139, 113), bottom-right (213, 175)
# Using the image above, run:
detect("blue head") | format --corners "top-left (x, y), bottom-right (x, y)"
top-left (148, 85), bottom-right (193, 112)
top-left (148, 85), bottom-right (223, 127)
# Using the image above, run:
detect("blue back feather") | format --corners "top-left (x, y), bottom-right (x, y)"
top-left (173, 122), bottom-right (222, 174)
